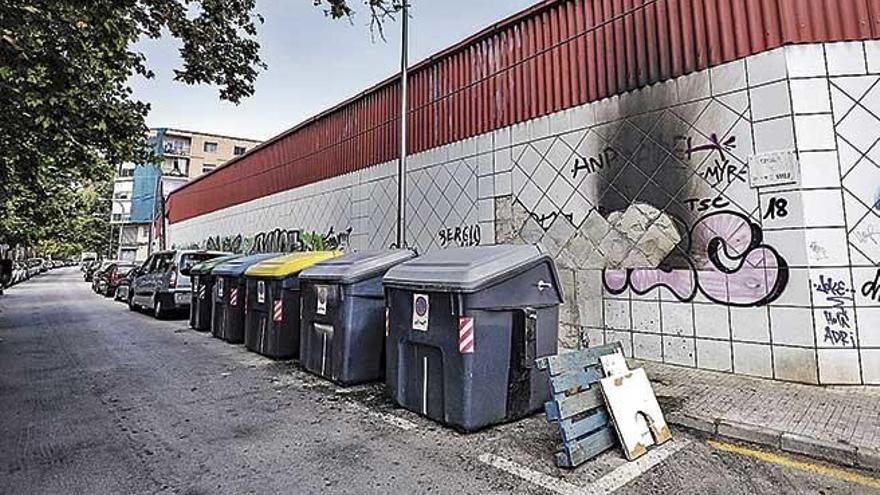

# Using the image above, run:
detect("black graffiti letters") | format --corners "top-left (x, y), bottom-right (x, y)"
top-left (702, 160), bottom-right (747, 186)
top-left (763, 197), bottom-right (789, 220)
top-left (571, 147), bottom-right (618, 180)
top-left (438, 224), bottom-right (481, 248)
top-left (252, 229), bottom-right (303, 253)
top-left (530, 211), bottom-right (574, 231)
top-left (814, 274), bottom-right (855, 307)
top-left (684, 196), bottom-right (730, 212)
top-left (861, 269), bottom-right (880, 302)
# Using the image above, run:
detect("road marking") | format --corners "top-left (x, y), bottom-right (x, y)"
top-left (369, 410), bottom-right (418, 431)
top-left (478, 453), bottom-right (585, 495)
top-left (709, 440), bottom-right (880, 489)
top-left (479, 439), bottom-right (689, 495)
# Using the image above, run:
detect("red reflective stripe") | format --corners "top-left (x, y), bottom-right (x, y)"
top-left (273, 300), bottom-right (283, 322)
top-left (459, 317), bottom-right (475, 354)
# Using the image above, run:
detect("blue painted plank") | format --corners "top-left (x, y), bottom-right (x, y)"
top-left (537, 343), bottom-right (623, 376)
top-left (546, 387), bottom-right (604, 421)
top-left (560, 426), bottom-right (617, 468)
top-left (549, 366), bottom-right (603, 394)
top-left (559, 409), bottom-right (610, 443)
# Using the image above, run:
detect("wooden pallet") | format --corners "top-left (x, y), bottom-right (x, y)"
top-left (535, 343), bottom-right (623, 468)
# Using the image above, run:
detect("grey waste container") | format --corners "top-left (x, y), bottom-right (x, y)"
top-left (211, 254), bottom-right (280, 343)
top-left (189, 255), bottom-right (242, 331)
top-left (383, 245), bottom-right (562, 432)
top-left (299, 250), bottom-right (417, 385)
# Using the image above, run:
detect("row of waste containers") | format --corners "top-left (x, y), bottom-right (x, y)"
top-left (187, 245), bottom-right (563, 432)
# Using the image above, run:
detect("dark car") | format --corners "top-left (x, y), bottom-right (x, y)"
top-left (83, 260), bottom-right (102, 282)
top-left (94, 262), bottom-right (136, 297)
top-left (128, 250), bottom-right (229, 318)
top-left (89, 261), bottom-right (115, 291)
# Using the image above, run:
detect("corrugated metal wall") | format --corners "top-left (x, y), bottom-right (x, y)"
top-left (168, 0), bottom-right (880, 224)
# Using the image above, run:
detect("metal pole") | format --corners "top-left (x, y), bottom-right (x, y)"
top-left (396, 1), bottom-right (409, 248)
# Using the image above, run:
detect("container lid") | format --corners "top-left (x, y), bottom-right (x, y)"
top-left (189, 254), bottom-right (243, 275)
top-left (299, 249), bottom-right (417, 284)
top-left (213, 253), bottom-right (283, 277)
top-left (383, 245), bottom-right (556, 292)
top-left (244, 251), bottom-right (343, 279)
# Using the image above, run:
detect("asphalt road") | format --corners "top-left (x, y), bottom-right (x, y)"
top-left (0, 268), bottom-right (876, 494)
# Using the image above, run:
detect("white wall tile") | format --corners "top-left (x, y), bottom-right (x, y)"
top-left (785, 45), bottom-right (827, 78)
top-left (711, 59), bottom-right (747, 95)
top-left (605, 299), bottom-right (630, 330)
top-left (747, 48), bottom-right (788, 86)
top-left (794, 114), bottom-right (837, 151)
top-left (866, 40), bottom-right (880, 74)
top-left (855, 306), bottom-right (880, 346)
top-left (494, 171), bottom-right (512, 197)
top-left (801, 189), bottom-right (846, 228)
top-left (763, 229), bottom-right (809, 267)
top-left (750, 81), bottom-right (792, 121)
top-left (790, 79), bottom-right (832, 114)
top-left (731, 307), bottom-right (771, 343)
top-left (694, 304), bottom-right (730, 339)
top-left (753, 117), bottom-right (795, 153)
top-left (818, 349), bottom-right (862, 384)
top-left (773, 346), bottom-right (818, 384)
top-left (663, 336), bottom-right (696, 367)
top-left (770, 307), bottom-right (815, 346)
top-left (860, 349), bottom-right (880, 384)
top-left (825, 42), bottom-right (867, 77)
top-left (733, 342), bottom-right (773, 378)
top-left (661, 302), bottom-right (694, 336)
top-left (798, 151), bottom-right (842, 189)
top-left (696, 339), bottom-right (733, 371)
top-left (632, 300), bottom-right (661, 334)
top-left (633, 333), bottom-right (662, 361)
top-left (804, 228), bottom-right (850, 267)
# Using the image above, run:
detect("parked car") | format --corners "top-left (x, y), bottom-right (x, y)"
top-left (114, 271), bottom-right (134, 302)
top-left (94, 262), bottom-right (136, 297)
top-left (83, 260), bottom-right (102, 282)
top-left (128, 250), bottom-right (229, 318)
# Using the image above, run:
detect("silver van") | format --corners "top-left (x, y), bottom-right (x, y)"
top-left (128, 250), bottom-right (229, 318)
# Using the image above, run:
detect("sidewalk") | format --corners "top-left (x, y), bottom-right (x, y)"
top-left (634, 360), bottom-right (880, 472)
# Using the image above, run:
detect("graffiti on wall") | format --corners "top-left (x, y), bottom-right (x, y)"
top-left (813, 274), bottom-right (857, 347)
top-left (185, 226), bottom-right (352, 255)
top-left (603, 211), bottom-right (789, 307)
top-left (438, 224), bottom-right (481, 248)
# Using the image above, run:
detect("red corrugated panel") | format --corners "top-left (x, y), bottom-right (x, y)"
top-left (168, 0), bottom-right (880, 224)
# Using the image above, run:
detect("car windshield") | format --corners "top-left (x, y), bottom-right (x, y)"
top-left (179, 253), bottom-right (221, 272)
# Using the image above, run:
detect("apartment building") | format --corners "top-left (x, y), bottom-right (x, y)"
top-left (112, 128), bottom-right (260, 261)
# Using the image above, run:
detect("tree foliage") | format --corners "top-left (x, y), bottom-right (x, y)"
top-left (0, 0), bottom-right (398, 256)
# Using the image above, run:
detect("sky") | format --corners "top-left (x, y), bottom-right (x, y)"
top-left (129, 0), bottom-right (539, 142)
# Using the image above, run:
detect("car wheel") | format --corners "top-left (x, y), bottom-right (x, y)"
top-left (153, 295), bottom-right (166, 319)
top-left (128, 294), bottom-right (138, 311)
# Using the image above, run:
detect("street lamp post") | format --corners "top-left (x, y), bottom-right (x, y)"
top-left (396, 1), bottom-right (409, 248)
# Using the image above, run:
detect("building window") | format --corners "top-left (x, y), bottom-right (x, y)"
top-left (113, 192), bottom-right (130, 200)
top-left (234, 146), bottom-right (247, 156)
top-left (164, 157), bottom-right (190, 177)
top-left (204, 141), bottom-right (218, 153)
top-left (118, 166), bottom-right (135, 178)
top-left (202, 164), bottom-right (216, 174)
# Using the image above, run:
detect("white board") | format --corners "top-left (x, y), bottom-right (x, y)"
top-left (599, 368), bottom-right (672, 461)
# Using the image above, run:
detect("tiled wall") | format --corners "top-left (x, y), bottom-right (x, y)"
top-left (169, 42), bottom-right (880, 385)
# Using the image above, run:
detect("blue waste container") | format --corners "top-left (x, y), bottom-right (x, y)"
top-left (383, 245), bottom-right (562, 432)
top-left (299, 250), bottom-right (416, 385)
top-left (211, 253), bottom-right (281, 343)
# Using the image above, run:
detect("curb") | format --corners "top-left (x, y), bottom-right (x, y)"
top-left (665, 412), bottom-right (878, 473)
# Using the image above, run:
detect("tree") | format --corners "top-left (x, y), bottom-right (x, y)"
top-left (0, 0), bottom-right (401, 255)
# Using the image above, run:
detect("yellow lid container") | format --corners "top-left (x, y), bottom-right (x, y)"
top-left (245, 251), bottom-right (343, 279)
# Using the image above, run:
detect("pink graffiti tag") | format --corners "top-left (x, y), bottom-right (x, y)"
top-left (604, 211), bottom-right (788, 307)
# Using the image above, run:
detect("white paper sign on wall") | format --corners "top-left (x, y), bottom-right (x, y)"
top-left (748, 150), bottom-right (800, 188)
